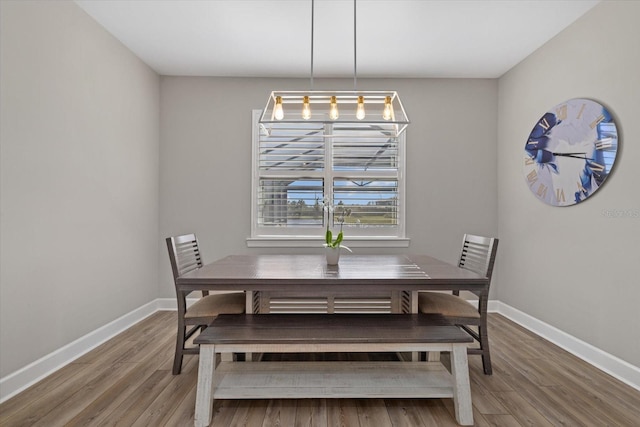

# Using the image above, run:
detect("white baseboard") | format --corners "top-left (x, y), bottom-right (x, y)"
top-left (156, 297), bottom-right (181, 310)
top-left (1, 298), bottom-right (638, 403)
top-left (493, 300), bottom-right (640, 391)
top-left (0, 300), bottom-right (160, 403)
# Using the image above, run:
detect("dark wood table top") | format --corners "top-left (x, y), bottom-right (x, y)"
top-left (176, 254), bottom-right (488, 293)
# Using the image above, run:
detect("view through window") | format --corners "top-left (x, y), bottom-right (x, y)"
top-left (251, 111), bottom-right (405, 241)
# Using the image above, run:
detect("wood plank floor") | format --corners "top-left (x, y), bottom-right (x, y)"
top-left (1, 311), bottom-right (639, 426)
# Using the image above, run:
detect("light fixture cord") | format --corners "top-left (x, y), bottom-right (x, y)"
top-left (310, 0), bottom-right (314, 90)
top-left (353, 0), bottom-right (357, 90)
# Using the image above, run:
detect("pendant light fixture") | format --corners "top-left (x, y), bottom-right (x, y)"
top-left (329, 95), bottom-right (339, 120)
top-left (302, 95), bottom-right (311, 120)
top-left (356, 96), bottom-right (366, 120)
top-left (259, 0), bottom-right (409, 137)
top-left (273, 96), bottom-right (284, 120)
top-left (382, 96), bottom-right (393, 121)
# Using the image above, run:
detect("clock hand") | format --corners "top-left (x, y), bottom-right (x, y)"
top-left (550, 151), bottom-right (605, 173)
top-left (531, 149), bottom-right (595, 165)
top-left (551, 152), bottom-right (594, 160)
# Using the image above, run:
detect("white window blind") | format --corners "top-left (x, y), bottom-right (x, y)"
top-left (251, 110), bottom-right (406, 243)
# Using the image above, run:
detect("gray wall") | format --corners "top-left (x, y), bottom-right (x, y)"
top-left (0, 1), bottom-right (160, 376)
top-left (159, 77), bottom-right (499, 298)
top-left (497, 1), bottom-right (640, 367)
top-left (4, 0), bottom-right (637, 384)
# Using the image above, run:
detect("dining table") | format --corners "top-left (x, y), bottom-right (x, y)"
top-left (181, 253), bottom-right (485, 426)
top-left (175, 253), bottom-right (489, 314)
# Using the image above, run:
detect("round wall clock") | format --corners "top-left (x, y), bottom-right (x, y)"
top-left (523, 98), bottom-right (618, 206)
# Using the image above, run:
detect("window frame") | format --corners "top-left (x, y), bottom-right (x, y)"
top-left (248, 110), bottom-right (409, 248)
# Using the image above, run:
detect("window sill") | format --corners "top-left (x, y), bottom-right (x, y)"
top-left (246, 236), bottom-right (411, 248)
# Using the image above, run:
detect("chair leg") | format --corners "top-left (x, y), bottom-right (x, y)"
top-left (173, 324), bottom-right (186, 375)
top-left (478, 322), bottom-right (492, 375)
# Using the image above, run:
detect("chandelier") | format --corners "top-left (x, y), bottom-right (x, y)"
top-left (259, 0), bottom-right (409, 138)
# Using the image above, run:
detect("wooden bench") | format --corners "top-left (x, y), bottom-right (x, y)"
top-left (193, 313), bottom-right (474, 427)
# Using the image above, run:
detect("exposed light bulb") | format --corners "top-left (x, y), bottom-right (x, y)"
top-left (382, 96), bottom-right (392, 121)
top-left (302, 96), bottom-right (311, 120)
top-left (356, 96), bottom-right (365, 120)
top-left (329, 96), bottom-right (339, 120)
top-left (274, 96), bottom-right (284, 120)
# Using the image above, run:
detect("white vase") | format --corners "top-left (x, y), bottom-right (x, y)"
top-left (325, 246), bottom-right (341, 265)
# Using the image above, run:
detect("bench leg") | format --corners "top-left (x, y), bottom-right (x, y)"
top-left (450, 344), bottom-right (473, 426)
top-left (195, 345), bottom-right (216, 427)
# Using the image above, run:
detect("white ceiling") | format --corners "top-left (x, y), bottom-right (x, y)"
top-left (75, 0), bottom-right (599, 79)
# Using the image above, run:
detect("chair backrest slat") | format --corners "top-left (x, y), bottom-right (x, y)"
top-left (458, 234), bottom-right (498, 286)
top-left (166, 233), bottom-right (203, 282)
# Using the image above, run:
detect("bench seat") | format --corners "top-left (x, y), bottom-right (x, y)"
top-left (193, 313), bottom-right (474, 427)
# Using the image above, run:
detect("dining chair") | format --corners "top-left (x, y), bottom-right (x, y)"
top-left (418, 234), bottom-right (499, 374)
top-left (166, 233), bottom-right (246, 375)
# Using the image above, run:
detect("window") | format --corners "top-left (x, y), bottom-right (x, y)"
top-left (249, 110), bottom-right (407, 247)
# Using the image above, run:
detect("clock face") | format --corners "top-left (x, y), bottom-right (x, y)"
top-left (523, 98), bottom-right (618, 206)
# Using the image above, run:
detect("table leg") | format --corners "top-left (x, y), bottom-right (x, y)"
top-left (427, 351), bottom-right (441, 362)
top-left (411, 291), bottom-right (420, 361)
top-left (450, 343), bottom-right (473, 426)
top-left (194, 344), bottom-right (215, 427)
top-left (244, 292), bottom-right (254, 362)
top-left (410, 291), bottom-right (419, 313)
top-left (245, 291), bottom-right (255, 313)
